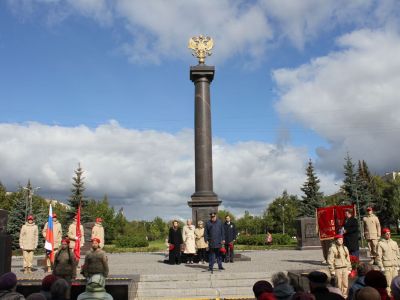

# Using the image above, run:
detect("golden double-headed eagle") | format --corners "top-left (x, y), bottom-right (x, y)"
top-left (188, 35), bottom-right (214, 64)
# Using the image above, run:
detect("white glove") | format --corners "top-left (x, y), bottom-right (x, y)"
top-left (75, 236), bottom-right (79, 240)
top-left (348, 270), bottom-right (351, 275)
top-left (381, 267), bottom-right (385, 272)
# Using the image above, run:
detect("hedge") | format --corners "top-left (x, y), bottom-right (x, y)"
top-left (237, 233), bottom-right (294, 245)
top-left (115, 235), bottom-right (149, 248)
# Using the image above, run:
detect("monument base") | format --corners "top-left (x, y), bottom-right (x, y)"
top-left (188, 193), bottom-right (221, 225)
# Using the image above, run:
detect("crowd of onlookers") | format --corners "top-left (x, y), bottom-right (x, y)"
top-left (252, 265), bottom-right (400, 300)
top-left (0, 272), bottom-right (112, 300)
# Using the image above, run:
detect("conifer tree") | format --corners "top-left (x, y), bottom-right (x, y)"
top-left (67, 163), bottom-right (90, 223)
top-left (341, 153), bottom-right (360, 205)
top-left (7, 187), bottom-right (27, 249)
top-left (356, 160), bottom-right (374, 215)
top-left (300, 159), bottom-right (324, 217)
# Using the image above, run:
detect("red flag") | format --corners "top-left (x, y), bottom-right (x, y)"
top-left (74, 206), bottom-right (81, 261)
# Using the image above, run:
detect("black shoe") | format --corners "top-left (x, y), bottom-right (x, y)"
top-left (219, 267), bottom-right (225, 270)
top-left (230, 260), bottom-right (234, 263)
top-left (208, 268), bottom-right (213, 274)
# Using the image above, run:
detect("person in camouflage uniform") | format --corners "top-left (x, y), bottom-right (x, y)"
top-left (82, 238), bottom-right (109, 278)
top-left (53, 238), bottom-right (77, 282)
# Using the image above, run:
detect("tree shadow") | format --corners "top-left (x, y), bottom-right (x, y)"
top-left (284, 259), bottom-right (324, 266)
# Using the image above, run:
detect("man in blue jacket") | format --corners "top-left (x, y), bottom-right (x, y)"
top-left (205, 212), bottom-right (225, 273)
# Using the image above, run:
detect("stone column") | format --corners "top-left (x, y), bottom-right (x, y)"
top-left (188, 64), bottom-right (221, 225)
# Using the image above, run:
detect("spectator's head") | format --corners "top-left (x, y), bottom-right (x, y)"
top-left (51, 278), bottom-right (69, 300)
top-left (307, 271), bottom-right (328, 291)
top-left (354, 287), bottom-right (380, 300)
top-left (41, 274), bottom-right (58, 292)
top-left (210, 212), bottom-right (217, 222)
top-left (292, 292), bottom-right (316, 300)
top-left (27, 293), bottom-right (46, 300)
top-left (0, 272), bottom-right (17, 291)
top-left (187, 219), bottom-right (192, 226)
top-left (86, 274), bottom-right (106, 292)
top-left (172, 220), bottom-right (179, 228)
top-left (357, 263), bottom-right (373, 277)
top-left (197, 220), bottom-right (204, 228)
top-left (253, 280), bottom-right (273, 298)
top-left (391, 276), bottom-right (400, 300)
top-left (272, 272), bottom-right (289, 287)
top-left (365, 270), bottom-right (388, 289)
top-left (225, 215), bottom-right (231, 223)
top-left (345, 209), bottom-right (353, 219)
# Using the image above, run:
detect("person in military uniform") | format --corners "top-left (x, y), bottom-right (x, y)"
top-left (82, 238), bottom-right (109, 278)
top-left (42, 213), bottom-right (63, 272)
top-left (168, 220), bottom-right (183, 265)
top-left (19, 215), bottom-right (39, 274)
top-left (91, 217), bottom-right (105, 249)
top-left (363, 207), bottom-right (381, 264)
top-left (223, 215), bottom-right (237, 263)
top-left (327, 234), bottom-right (352, 297)
top-left (376, 228), bottom-right (400, 294)
top-left (53, 238), bottom-right (77, 282)
top-left (67, 215), bottom-right (84, 250)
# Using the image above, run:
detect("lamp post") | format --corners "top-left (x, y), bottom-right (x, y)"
top-left (23, 186), bottom-right (40, 219)
top-left (353, 184), bottom-right (365, 248)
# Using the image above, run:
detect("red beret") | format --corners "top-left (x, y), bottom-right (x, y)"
top-left (52, 213), bottom-right (57, 218)
top-left (382, 228), bottom-right (391, 234)
top-left (27, 215), bottom-right (34, 220)
top-left (366, 207), bottom-right (372, 211)
top-left (92, 237), bottom-right (101, 244)
top-left (334, 234), bottom-right (343, 239)
top-left (96, 217), bottom-right (103, 223)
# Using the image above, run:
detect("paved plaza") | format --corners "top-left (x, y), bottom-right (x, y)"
top-left (12, 249), bottom-right (328, 278)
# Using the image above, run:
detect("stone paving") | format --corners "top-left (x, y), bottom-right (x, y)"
top-left (12, 249), bottom-right (329, 279)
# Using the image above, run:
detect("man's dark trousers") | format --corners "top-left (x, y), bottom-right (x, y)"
top-left (209, 248), bottom-right (223, 270)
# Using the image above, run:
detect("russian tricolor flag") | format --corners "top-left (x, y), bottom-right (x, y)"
top-left (44, 204), bottom-right (55, 263)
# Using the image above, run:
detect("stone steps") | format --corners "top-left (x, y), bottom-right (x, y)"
top-left (134, 271), bottom-right (269, 299)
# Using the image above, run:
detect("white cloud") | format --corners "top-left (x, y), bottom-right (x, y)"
top-left (274, 29), bottom-right (400, 174)
top-left (0, 121), bottom-right (333, 219)
top-left (9, 0), bottom-right (400, 64)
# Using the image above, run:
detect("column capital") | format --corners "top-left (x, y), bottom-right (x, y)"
top-left (190, 65), bottom-right (215, 82)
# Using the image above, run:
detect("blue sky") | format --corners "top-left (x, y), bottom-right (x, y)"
top-left (1, 0), bottom-right (400, 220)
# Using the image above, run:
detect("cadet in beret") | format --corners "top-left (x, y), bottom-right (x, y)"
top-left (19, 215), bottom-right (39, 274)
top-left (82, 238), bottom-right (109, 278)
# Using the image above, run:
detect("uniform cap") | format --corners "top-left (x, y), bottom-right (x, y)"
top-left (27, 215), bottom-right (34, 220)
top-left (92, 237), bottom-right (101, 244)
top-left (382, 228), bottom-right (391, 234)
top-left (334, 234), bottom-right (343, 239)
top-left (366, 207), bottom-right (373, 211)
top-left (209, 212), bottom-right (216, 216)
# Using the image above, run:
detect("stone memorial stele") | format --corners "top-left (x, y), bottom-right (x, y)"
top-left (296, 217), bottom-right (321, 250)
top-left (187, 35), bottom-right (221, 225)
top-left (0, 209), bottom-right (12, 275)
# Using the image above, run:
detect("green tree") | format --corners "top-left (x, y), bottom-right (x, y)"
top-left (341, 153), bottom-right (360, 205)
top-left (356, 160), bottom-right (374, 215)
top-left (236, 211), bottom-right (254, 235)
top-left (266, 190), bottom-right (300, 236)
top-left (67, 163), bottom-right (90, 223)
top-left (299, 159), bottom-right (324, 217)
top-left (7, 187), bottom-right (26, 249)
top-left (217, 210), bottom-right (236, 222)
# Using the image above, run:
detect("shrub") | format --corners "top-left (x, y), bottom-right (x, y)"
top-left (236, 233), bottom-right (293, 245)
top-left (115, 234), bottom-right (149, 248)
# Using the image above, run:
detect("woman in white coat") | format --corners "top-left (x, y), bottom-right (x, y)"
top-left (182, 219), bottom-right (196, 264)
